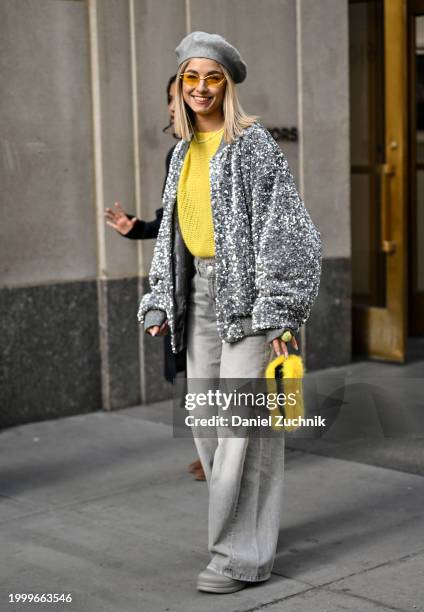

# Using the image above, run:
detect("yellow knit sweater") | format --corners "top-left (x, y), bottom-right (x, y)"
top-left (177, 128), bottom-right (223, 257)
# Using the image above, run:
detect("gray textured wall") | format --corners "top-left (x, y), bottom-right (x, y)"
top-left (297, 0), bottom-right (351, 260)
top-left (296, 0), bottom-right (351, 368)
top-left (0, 0), bottom-right (95, 286)
top-left (95, 0), bottom-right (138, 279)
top-left (134, 0), bottom-right (187, 270)
top-left (190, 0), bottom-right (299, 175)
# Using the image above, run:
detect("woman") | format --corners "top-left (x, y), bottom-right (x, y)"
top-left (104, 75), bottom-right (177, 243)
top-left (138, 32), bottom-right (322, 594)
top-left (104, 75), bottom-right (205, 481)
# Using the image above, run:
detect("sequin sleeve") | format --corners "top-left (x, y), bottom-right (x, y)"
top-left (136, 139), bottom-right (185, 346)
top-left (137, 237), bottom-right (171, 327)
top-left (137, 189), bottom-right (174, 327)
top-left (249, 139), bottom-right (322, 335)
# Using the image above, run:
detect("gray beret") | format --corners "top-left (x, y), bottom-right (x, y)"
top-left (175, 31), bottom-right (247, 84)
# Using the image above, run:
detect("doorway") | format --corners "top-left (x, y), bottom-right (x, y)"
top-left (349, 0), bottom-right (424, 362)
top-left (409, 1), bottom-right (424, 338)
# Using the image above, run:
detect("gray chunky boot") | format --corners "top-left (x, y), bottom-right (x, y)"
top-left (197, 568), bottom-right (248, 594)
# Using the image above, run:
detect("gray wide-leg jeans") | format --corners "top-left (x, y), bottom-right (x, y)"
top-left (186, 256), bottom-right (285, 583)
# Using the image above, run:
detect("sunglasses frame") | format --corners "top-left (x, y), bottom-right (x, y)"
top-left (180, 72), bottom-right (227, 88)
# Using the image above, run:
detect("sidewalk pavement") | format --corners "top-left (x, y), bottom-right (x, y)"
top-left (1, 372), bottom-right (424, 612)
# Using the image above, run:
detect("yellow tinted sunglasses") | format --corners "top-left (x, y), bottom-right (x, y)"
top-left (180, 72), bottom-right (226, 88)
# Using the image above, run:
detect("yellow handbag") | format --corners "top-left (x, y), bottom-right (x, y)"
top-left (265, 354), bottom-right (305, 432)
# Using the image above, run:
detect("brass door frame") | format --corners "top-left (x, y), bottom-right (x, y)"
top-left (353, 0), bottom-right (408, 362)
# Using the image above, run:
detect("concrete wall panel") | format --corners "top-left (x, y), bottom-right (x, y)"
top-left (298, 0), bottom-right (351, 259)
top-left (96, 0), bottom-right (139, 278)
top-left (0, 0), bottom-right (96, 286)
top-left (134, 0), bottom-right (186, 272)
top-left (190, 0), bottom-right (299, 176)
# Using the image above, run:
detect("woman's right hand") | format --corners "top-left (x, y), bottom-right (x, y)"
top-left (104, 201), bottom-right (138, 236)
top-left (271, 335), bottom-right (298, 358)
top-left (147, 320), bottom-right (169, 336)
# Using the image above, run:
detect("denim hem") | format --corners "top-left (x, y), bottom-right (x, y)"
top-left (207, 562), bottom-right (271, 583)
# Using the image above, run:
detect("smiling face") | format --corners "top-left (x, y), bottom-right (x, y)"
top-left (181, 58), bottom-right (226, 122)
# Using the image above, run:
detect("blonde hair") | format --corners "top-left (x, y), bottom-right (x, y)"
top-left (174, 60), bottom-right (259, 144)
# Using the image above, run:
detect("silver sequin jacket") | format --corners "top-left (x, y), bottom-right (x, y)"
top-left (137, 121), bottom-right (322, 354)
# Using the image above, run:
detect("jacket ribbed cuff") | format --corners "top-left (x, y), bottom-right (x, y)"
top-left (144, 309), bottom-right (167, 333)
top-left (266, 327), bottom-right (297, 344)
top-left (239, 317), bottom-right (265, 337)
top-left (239, 317), bottom-right (296, 344)
top-left (266, 328), bottom-right (286, 344)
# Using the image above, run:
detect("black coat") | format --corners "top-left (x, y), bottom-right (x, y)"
top-left (123, 144), bottom-right (186, 383)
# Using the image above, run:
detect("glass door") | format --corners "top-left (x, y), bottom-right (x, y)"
top-left (349, 0), bottom-right (408, 361)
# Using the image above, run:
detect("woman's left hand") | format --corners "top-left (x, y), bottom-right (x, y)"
top-left (146, 320), bottom-right (169, 337)
top-left (271, 335), bottom-right (298, 358)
